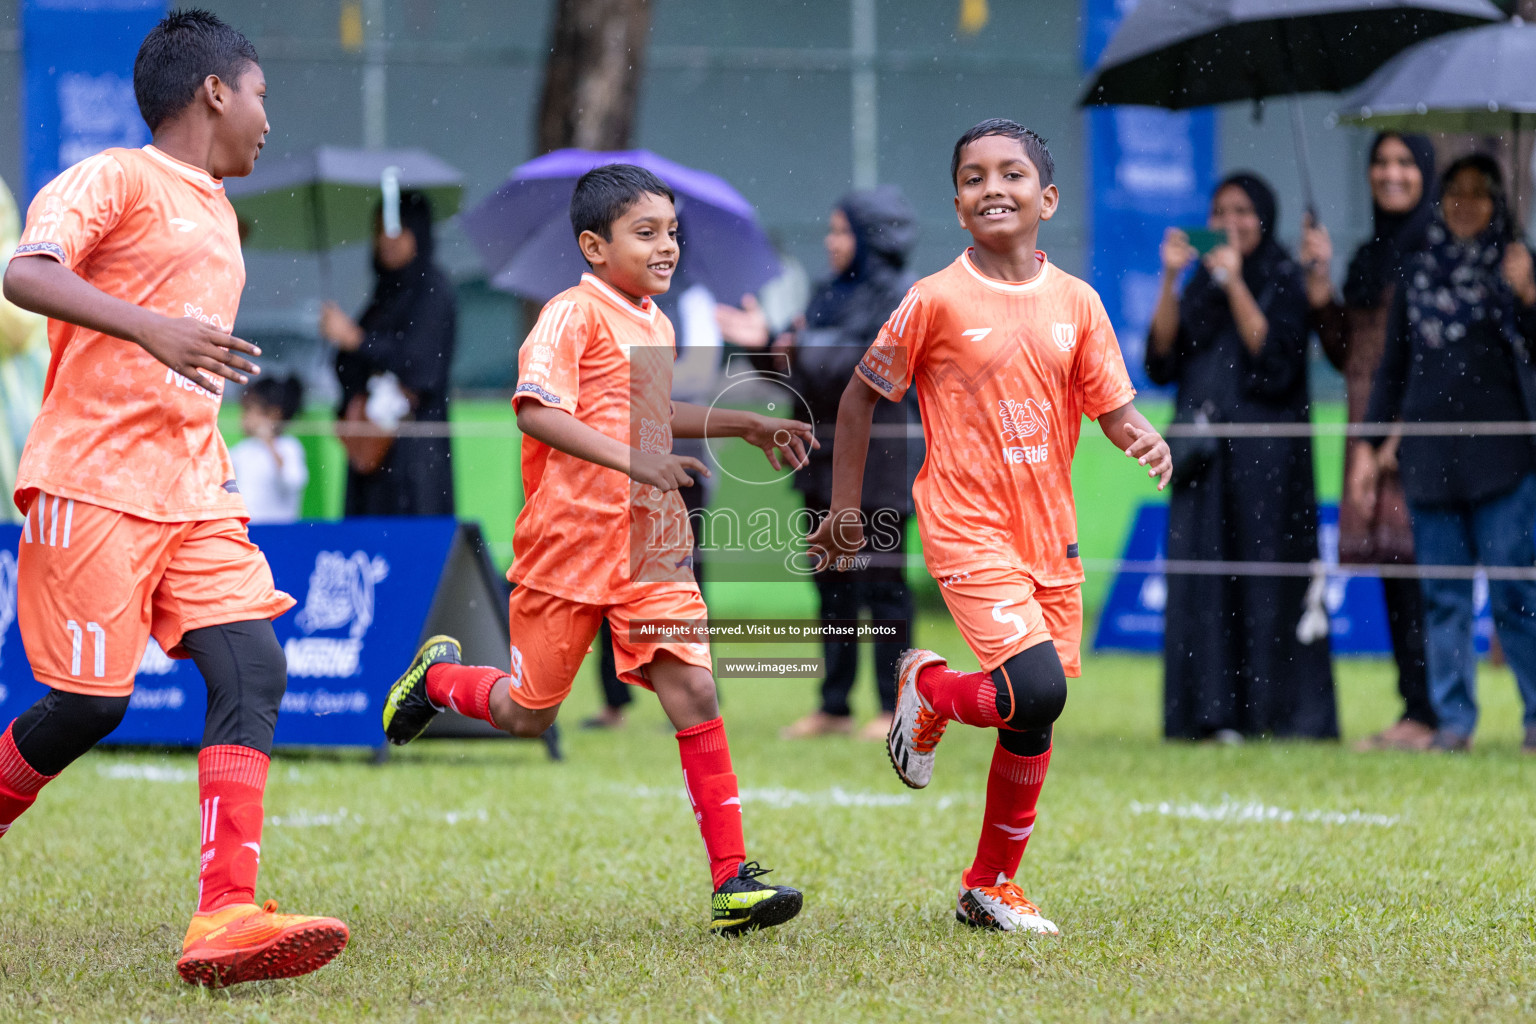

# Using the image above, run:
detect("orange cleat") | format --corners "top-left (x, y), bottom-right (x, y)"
top-left (176, 900), bottom-right (349, 987)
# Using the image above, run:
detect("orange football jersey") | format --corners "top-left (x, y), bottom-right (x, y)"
top-left (510, 273), bottom-right (694, 603)
top-left (13, 146), bottom-right (247, 522)
top-left (858, 249), bottom-right (1135, 586)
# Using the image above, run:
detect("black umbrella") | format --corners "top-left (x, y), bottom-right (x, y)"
top-left (1080, 0), bottom-right (1504, 211)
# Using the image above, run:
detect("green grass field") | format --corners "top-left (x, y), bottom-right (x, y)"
top-left (3, 610), bottom-right (1535, 1023)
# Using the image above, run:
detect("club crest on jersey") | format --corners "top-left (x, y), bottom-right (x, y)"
top-left (1000, 398), bottom-right (1051, 465)
top-left (1052, 322), bottom-right (1077, 351)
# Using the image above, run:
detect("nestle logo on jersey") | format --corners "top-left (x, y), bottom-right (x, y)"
top-left (999, 398), bottom-right (1050, 465)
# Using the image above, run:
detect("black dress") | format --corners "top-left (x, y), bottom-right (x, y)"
top-left (1146, 246), bottom-right (1338, 740)
top-left (790, 186), bottom-right (922, 717)
top-left (335, 238), bottom-right (457, 518)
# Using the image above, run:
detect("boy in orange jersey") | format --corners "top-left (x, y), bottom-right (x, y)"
top-left (383, 164), bottom-right (813, 936)
top-left (0, 11), bottom-right (348, 986)
top-left (809, 119), bottom-right (1172, 935)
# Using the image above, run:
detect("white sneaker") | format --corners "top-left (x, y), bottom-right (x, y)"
top-left (955, 874), bottom-right (1059, 935)
top-left (887, 648), bottom-right (949, 789)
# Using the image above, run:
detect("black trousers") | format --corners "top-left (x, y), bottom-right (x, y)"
top-left (812, 563), bottom-right (911, 716)
top-left (1383, 575), bottom-right (1435, 728)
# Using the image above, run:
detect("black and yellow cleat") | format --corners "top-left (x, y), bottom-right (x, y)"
top-left (710, 861), bottom-right (802, 937)
top-left (381, 635), bottom-right (462, 745)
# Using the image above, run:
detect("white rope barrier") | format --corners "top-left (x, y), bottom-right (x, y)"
top-left (271, 418), bottom-right (1536, 440)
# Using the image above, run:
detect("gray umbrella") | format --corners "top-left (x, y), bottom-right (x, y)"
top-left (1080, 0), bottom-right (1504, 211)
top-left (225, 146), bottom-right (463, 297)
top-left (1333, 18), bottom-right (1536, 133)
top-left (1334, 17), bottom-right (1536, 218)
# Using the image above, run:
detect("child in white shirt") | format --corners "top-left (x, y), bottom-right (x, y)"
top-left (230, 377), bottom-right (308, 524)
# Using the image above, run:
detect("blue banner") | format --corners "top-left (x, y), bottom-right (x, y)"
top-left (0, 518), bottom-right (462, 747)
top-left (21, 0), bottom-right (165, 201)
top-left (1082, 0), bottom-right (1216, 394)
top-left (1094, 503), bottom-right (1495, 656)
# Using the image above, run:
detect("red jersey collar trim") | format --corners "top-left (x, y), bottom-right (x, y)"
top-left (142, 146), bottom-right (225, 192)
top-left (581, 272), bottom-right (657, 322)
top-left (960, 249), bottom-right (1051, 294)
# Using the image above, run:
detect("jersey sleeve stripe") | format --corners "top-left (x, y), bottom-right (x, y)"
top-left (550, 300), bottom-right (577, 348)
top-left (894, 288), bottom-right (920, 337)
top-left (62, 154), bottom-right (113, 204)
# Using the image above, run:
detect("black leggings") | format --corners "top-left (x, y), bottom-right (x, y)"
top-left (991, 641), bottom-right (1068, 758)
top-left (10, 619), bottom-right (287, 776)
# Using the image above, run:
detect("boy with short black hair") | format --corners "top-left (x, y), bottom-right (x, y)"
top-left (383, 163), bottom-right (813, 936)
top-left (809, 118), bottom-right (1172, 934)
top-left (0, 8), bottom-right (348, 986)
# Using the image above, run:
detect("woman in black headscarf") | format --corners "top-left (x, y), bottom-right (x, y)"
top-left (320, 190), bottom-right (457, 516)
top-left (771, 185), bottom-right (922, 741)
top-left (1146, 171), bottom-right (1338, 741)
top-left (1303, 133), bottom-right (1437, 750)
top-left (1359, 154), bottom-right (1536, 752)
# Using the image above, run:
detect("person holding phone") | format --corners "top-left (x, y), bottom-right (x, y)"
top-left (1357, 154), bottom-right (1536, 754)
top-left (1303, 133), bottom-right (1438, 751)
top-left (1146, 172), bottom-right (1338, 742)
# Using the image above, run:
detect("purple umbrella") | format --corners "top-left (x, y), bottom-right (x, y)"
top-left (462, 148), bottom-right (780, 304)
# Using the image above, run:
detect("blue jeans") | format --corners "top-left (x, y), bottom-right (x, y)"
top-left (1409, 473), bottom-right (1536, 737)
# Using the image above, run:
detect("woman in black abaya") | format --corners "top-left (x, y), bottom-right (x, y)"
top-left (1146, 172), bottom-right (1338, 741)
top-left (321, 190), bottom-right (457, 516)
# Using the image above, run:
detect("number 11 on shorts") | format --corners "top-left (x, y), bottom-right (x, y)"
top-left (66, 619), bottom-right (106, 678)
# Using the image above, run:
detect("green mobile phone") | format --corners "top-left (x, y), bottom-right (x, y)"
top-left (1182, 227), bottom-right (1228, 255)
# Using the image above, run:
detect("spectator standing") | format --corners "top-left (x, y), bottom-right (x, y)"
top-left (1147, 172), bottom-right (1338, 742)
top-left (231, 377), bottom-right (308, 524)
top-left (320, 190), bottom-right (456, 516)
top-left (723, 186), bottom-right (921, 741)
top-left (1358, 154), bottom-right (1536, 754)
top-left (1303, 133), bottom-right (1438, 751)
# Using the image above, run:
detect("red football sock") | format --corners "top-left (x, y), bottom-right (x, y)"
top-left (963, 742), bottom-right (1052, 889)
top-left (196, 745), bottom-right (269, 914)
top-left (0, 723), bottom-right (55, 839)
top-left (676, 717), bottom-right (745, 889)
top-left (425, 663), bottom-right (505, 724)
top-left (917, 664), bottom-right (1004, 728)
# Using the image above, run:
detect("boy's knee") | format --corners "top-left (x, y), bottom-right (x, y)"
top-left (990, 642), bottom-right (1067, 731)
top-left (11, 690), bottom-right (132, 775)
top-left (182, 620), bottom-right (287, 752)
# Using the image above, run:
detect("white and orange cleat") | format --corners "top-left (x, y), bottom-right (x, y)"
top-left (887, 649), bottom-right (949, 789)
top-left (177, 900), bottom-right (349, 987)
top-left (955, 874), bottom-right (1059, 935)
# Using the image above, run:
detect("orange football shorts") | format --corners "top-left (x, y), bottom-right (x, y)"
top-left (502, 583), bottom-right (713, 710)
top-left (936, 566), bottom-right (1082, 677)
top-left (15, 493), bottom-right (294, 696)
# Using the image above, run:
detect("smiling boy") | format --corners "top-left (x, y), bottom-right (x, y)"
top-left (382, 164), bottom-right (813, 936)
top-left (809, 119), bottom-right (1171, 934)
top-left (0, 10), bottom-right (348, 985)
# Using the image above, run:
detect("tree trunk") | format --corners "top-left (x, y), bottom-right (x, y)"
top-left (536, 0), bottom-right (653, 154)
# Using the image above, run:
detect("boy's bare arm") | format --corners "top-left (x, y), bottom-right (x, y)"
top-left (670, 401), bottom-right (816, 471)
top-left (516, 401), bottom-right (708, 492)
top-left (804, 375), bottom-right (881, 567)
top-left (1098, 401), bottom-right (1173, 491)
top-left (2, 254), bottom-right (261, 391)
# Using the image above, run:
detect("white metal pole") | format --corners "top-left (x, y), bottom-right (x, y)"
top-left (362, 0), bottom-right (387, 149)
top-left (850, 0), bottom-right (878, 189)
